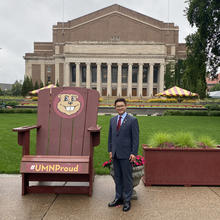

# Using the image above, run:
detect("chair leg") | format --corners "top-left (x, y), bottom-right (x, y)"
top-left (22, 174), bottom-right (28, 195)
top-left (89, 173), bottom-right (93, 196)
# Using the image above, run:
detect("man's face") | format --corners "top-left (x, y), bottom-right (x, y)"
top-left (115, 101), bottom-right (127, 115)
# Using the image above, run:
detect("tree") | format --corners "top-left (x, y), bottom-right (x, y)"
top-left (56, 80), bottom-right (59, 87)
top-left (210, 84), bottom-right (220, 92)
top-left (164, 63), bottom-right (175, 89)
top-left (34, 81), bottom-right (39, 90)
top-left (185, 0), bottom-right (220, 78)
top-left (39, 81), bottom-right (44, 88)
top-left (174, 60), bottom-right (185, 87)
top-left (11, 80), bottom-right (22, 96)
top-left (183, 33), bottom-right (207, 98)
top-left (164, 60), bottom-right (185, 89)
top-left (21, 76), bottom-right (33, 96)
top-left (0, 88), bottom-right (3, 96)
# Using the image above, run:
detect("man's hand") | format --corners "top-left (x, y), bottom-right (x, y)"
top-left (129, 154), bottom-right (136, 162)
top-left (109, 152), bottom-right (112, 159)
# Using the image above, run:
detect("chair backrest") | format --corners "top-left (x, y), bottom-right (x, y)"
top-left (36, 87), bottom-right (99, 156)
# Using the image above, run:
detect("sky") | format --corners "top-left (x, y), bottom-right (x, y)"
top-left (0, 0), bottom-right (196, 84)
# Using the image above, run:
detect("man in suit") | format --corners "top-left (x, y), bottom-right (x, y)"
top-left (108, 98), bottom-right (139, 212)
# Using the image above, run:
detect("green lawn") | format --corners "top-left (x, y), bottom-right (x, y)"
top-left (1, 114), bottom-right (220, 174)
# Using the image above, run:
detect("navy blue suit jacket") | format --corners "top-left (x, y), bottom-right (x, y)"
top-left (108, 114), bottom-right (139, 159)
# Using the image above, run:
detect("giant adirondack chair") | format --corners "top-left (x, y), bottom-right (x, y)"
top-left (13, 87), bottom-right (100, 195)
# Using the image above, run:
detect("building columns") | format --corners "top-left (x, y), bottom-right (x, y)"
top-left (117, 63), bottom-right (122, 96)
top-left (138, 63), bottom-right (143, 97)
top-left (58, 60), bottom-right (165, 97)
top-left (76, 62), bottom-right (80, 87)
top-left (128, 63), bottom-right (132, 97)
top-left (107, 63), bottom-right (112, 96)
top-left (97, 63), bottom-right (101, 95)
top-left (55, 62), bottom-right (59, 85)
top-left (63, 62), bottom-right (70, 86)
top-left (40, 63), bottom-right (45, 85)
top-left (86, 62), bottom-right (91, 88)
top-left (159, 63), bottom-right (165, 92)
top-left (148, 63), bottom-right (154, 97)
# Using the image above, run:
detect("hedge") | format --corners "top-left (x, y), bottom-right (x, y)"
top-left (0, 109), bottom-right (37, 113)
top-left (205, 104), bottom-right (220, 111)
top-left (164, 110), bottom-right (209, 116)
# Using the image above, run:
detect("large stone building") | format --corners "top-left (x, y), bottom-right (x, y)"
top-left (24, 4), bottom-right (186, 97)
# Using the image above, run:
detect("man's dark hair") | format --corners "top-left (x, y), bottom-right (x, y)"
top-left (114, 98), bottom-right (127, 106)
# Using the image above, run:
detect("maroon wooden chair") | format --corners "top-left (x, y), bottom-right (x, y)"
top-left (13, 87), bottom-right (100, 196)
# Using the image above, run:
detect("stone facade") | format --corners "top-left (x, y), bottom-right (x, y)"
top-left (24, 4), bottom-right (186, 97)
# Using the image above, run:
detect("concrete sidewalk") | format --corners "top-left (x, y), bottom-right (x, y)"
top-left (1, 175), bottom-right (220, 220)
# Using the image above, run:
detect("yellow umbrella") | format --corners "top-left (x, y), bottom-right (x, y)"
top-left (29, 84), bottom-right (57, 95)
top-left (156, 86), bottom-right (198, 97)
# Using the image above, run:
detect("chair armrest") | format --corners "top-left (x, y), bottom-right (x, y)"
top-left (88, 125), bottom-right (101, 147)
top-left (13, 125), bottom-right (41, 132)
top-left (88, 126), bottom-right (101, 132)
top-left (13, 125), bottom-right (41, 156)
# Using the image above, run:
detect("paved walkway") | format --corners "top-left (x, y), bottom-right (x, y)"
top-left (1, 174), bottom-right (220, 220)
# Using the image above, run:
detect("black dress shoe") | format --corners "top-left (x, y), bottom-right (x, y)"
top-left (123, 201), bottom-right (131, 212)
top-left (108, 198), bottom-right (123, 207)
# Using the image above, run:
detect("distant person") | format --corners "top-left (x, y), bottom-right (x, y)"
top-left (108, 98), bottom-right (139, 212)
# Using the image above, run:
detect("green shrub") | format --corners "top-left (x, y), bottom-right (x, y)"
top-left (164, 110), bottom-right (208, 116)
top-left (197, 136), bottom-right (217, 148)
top-left (148, 132), bottom-right (212, 148)
top-left (0, 96), bottom-right (23, 100)
top-left (5, 101), bottom-right (19, 107)
top-left (149, 132), bottom-right (173, 148)
top-left (0, 109), bottom-right (37, 113)
top-left (172, 132), bottom-right (196, 148)
top-left (208, 111), bottom-right (220, 116)
top-left (163, 110), bottom-right (184, 116)
top-left (205, 104), bottom-right (220, 111)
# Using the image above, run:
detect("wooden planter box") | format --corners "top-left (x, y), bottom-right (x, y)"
top-left (142, 144), bottom-right (220, 186)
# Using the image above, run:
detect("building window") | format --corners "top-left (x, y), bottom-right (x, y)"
top-left (101, 64), bottom-right (107, 83)
top-left (72, 64), bottom-right (76, 82)
top-left (91, 64), bottom-right (97, 83)
top-left (143, 65), bottom-right (148, 83)
top-left (102, 87), bottom-right (107, 96)
top-left (112, 87), bottom-right (117, 96)
top-left (111, 64), bottom-right (118, 83)
top-left (132, 64), bottom-right (138, 83)
top-left (153, 65), bottom-right (159, 83)
top-left (122, 64), bottom-right (128, 83)
top-left (47, 66), bottom-right (51, 73)
top-left (81, 64), bottom-right (86, 83)
top-left (142, 88), bottom-right (147, 96)
top-left (47, 75), bottom-right (51, 84)
top-left (132, 88), bottom-right (137, 96)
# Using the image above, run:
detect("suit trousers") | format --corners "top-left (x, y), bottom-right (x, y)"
top-left (113, 156), bottom-right (133, 202)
